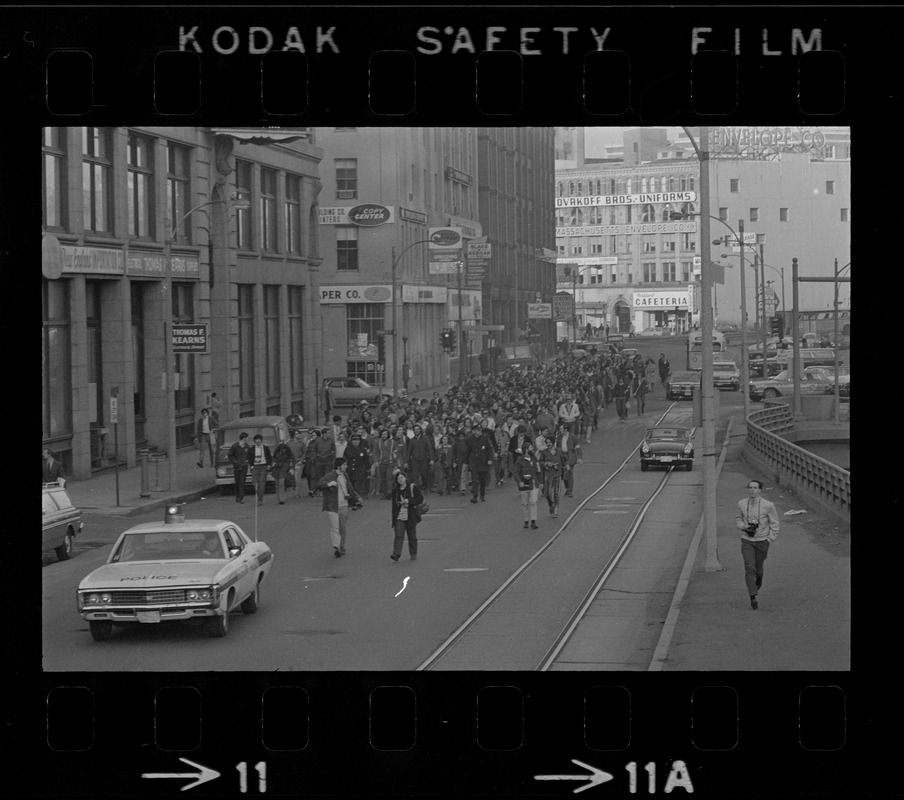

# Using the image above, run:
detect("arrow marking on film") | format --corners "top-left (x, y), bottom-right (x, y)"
top-left (395, 576), bottom-right (410, 597)
top-left (534, 760), bottom-right (614, 794)
top-left (142, 758), bottom-right (220, 791)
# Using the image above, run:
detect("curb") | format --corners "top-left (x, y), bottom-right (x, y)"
top-left (647, 414), bottom-right (736, 672)
top-left (79, 486), bottom-right (219, 518)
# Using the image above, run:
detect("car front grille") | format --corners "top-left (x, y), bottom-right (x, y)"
top-left (109, 589), bottom-right (187, 605)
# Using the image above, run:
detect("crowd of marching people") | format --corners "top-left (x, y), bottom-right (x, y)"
top-left (255, 344), bottom-right (674, 525)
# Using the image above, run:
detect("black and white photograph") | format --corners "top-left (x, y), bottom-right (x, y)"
top-left (41, 124), bottom-right (851, 671)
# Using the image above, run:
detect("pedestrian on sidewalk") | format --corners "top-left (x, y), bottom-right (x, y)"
top-left (735, 479), bottom-right (780, 610)
top-left (390, 471), bottom-right (424, 562)
top-left (249, 434), bottom-right (273, 506)
top-left (514, 442), bottom-right (542, 529)
top-left (317, 457), bottom-right (363, 558)
top-left (42, 447), bottom-right (66, 486)
top-left (228, 432), bottom-right (250, 503)
top-left (271, 438), bottom-right (294, 505)
top-left (195, 408), bottom-right (217, 468)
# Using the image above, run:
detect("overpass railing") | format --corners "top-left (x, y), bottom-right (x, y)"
top-left (745, 403), bottom-right (851, 517)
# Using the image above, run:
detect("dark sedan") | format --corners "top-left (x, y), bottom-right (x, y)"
top-left (640, 426), bottom-right (695, 471)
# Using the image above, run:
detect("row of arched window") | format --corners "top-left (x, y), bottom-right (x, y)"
top-left (556, 203), bottom-right (696, 227)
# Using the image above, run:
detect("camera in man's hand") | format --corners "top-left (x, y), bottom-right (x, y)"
top-left (744, 522), bottom-right (759, 535)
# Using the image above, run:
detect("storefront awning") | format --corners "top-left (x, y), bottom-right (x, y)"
top-left (211, 127), bottom-right (312, 145)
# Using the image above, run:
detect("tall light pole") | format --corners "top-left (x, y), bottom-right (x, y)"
top-left (833, 260), bottom-right (851, 424)
top-left (680, 125), bottom-right (722, 572)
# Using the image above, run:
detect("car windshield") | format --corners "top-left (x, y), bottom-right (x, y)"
top-left (111, 531), bottom-right (225, 562)
top-left (714, 364), bottom-right (736, 372)
top-left (648, 429), bottom-right (687, 440)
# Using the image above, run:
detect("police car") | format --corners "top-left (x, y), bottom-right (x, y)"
top-left (77, 505), bottom-right (273, 641)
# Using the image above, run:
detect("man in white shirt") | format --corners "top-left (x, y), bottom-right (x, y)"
top-left (558, 395), bottom-right (581, 435)
top-left (735, 479), bottom-right (780, 610)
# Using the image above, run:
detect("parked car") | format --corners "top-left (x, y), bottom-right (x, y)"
top-left (322, 377), bottom-right (391, 408)
top-left (215, 416), bottom-right (290, 494)
top-left (712, 360), bottom-right (741, 390)
top-left (43, 483), bottom-right (83, 562)
top-left (773, 348), bottom-right (839, 369)
top-left (640, 327), bottom-right (667, 337)
top-left (665, 371), bottom-right (701, 400)
top-left (748, 354), bottom-right (781, 377)
top-left (807, 365), bottom-right (851, 385)
top-left (77, 508), bottom-right (274, 641)
top-left (802, 332), bottom-right (834, 348)
top-left (748, 369), bottom-right (834, 402)
top-left (640, 426), bottom-right (695, 472)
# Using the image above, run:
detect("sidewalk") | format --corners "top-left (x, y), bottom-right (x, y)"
top-left (652, 419), bottom-right (851, 671)
top-left (65, 447), bottom-right (220, 518)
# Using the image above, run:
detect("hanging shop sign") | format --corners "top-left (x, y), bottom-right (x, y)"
top-left (428, 226), bottom-right (463, 249)
top-left (172, 323), bottom-right (208, 353)
top-left (402, 285), bottom-right (448, 303)
top-left (61, 246), bottom-right (125, 275)
top-left (319, 205), bottom-right (396, 225)
top-left (527, 303), bottom-right (552, 319)
top-left (553, 292), bottom-right (574, 320)
top-left (400, 207), bottom-right (428, 224)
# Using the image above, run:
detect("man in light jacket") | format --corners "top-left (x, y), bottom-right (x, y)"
top-left (317, 457), bottom-right (364, 558)
top-left (735, 479), bottom-right (780, 610)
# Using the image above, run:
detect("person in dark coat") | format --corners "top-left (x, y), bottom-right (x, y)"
top-left (466, 426), bottom-right (496, 503)
top-left (271, 439), bottom-right (295, 505)
top-left (317, 458), bottom-right (364, 558)
top-left (227, 432), bottom-right (251, 503)
top-left (42, 448), bottom-right (66, 485)
top-left (404, 424), bottom-right (435, 491)
top-left (248, 434), bottom-right (273, 506)
top-left (390, 471), bottom-right (425, 562)
top-left (343, 433), bottom-right (372, 496)
top-left (308, 428), bottom-right (336, 497)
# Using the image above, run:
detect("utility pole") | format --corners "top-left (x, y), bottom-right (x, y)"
top-left (697, 126), bottom-right (721, 572)
top-left (738, 219), bottom-right (750, 422)
top-left (391, 245), bottom-right (399, 397)
top-left (791, 257), bottom-right (802, 418)
top-left (759, 243), bottom-right (768, 362)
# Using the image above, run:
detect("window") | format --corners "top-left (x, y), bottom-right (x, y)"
top-left (749, 207), bottom-right (759, 222)
top-left (346, 303), bottom-right (384, 366)
top-left (840, 208), bottom-right (849, 222)
top-left (590, 243), bottom-right (603, 254)
top-left (557, 244), bottom-right (566, 255)
top-left (611, 269), bottom-right (617, 284)
top-left (730, 178), bottom-right (740, 193)
top-left (81, 127), bottom-right (113, 234)
top-left (779, 207), bottom-right (789, 222)
top-left (235, 160), bottom-right (252, 249)
top-left (719, 207), bottom-right (728, 222)
top-left (288, 286), bottom-right (304, 392)
top-left (609, 235), bottom-right (617, 255)
top-left (43, 279), bottom-right (72, 439)
top-left (238, 285), bottom-right (255, 401)
top-left (127, 133), bottom-right (154, 239)
top-left (570, 244), bottom-right (582, 256)
top-left (826, 180), bottom-right (835, 195)
top-left (642, 236), bottom-right (655, 253)
top-left (682, 233), bottom-right (696, 251)
top-left (663, 262), bottom-right (677, 282)
top-left (663, 238), bottom-right (676, 252)
top-left (285, 174), bottom-right (303, 254)
top-left (43, 128), bottom-right (67, 230)
top-left (261, 168), bottom-right (278, 252)
top-left (336, 226), bottom-right (358, 270)
top-left (643, 263), bottom-right (656, 282)
top-left (681, 261), bottom-right (692, 282)
top-left (335, 158), bottom-right (358, 198)
top-left (641, 204), bottom-right (655, 223)
top-left (167, 143), bottom-right (191, 244)
top-left (264, 286), bottom-right (280, 396)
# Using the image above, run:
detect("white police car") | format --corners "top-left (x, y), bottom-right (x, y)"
top-left (77, 505), bottom-right (273, 641)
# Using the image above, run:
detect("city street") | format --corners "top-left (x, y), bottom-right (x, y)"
top-left (45, 340), bottom-right (720, 671)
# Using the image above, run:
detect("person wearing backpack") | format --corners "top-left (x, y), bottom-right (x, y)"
top-left (390, 471), bottom-right (425, 562)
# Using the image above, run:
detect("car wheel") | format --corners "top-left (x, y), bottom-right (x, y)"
top-left (640, 462), bottom-right (649, 472)
top-left (241, 581), bottom-right (261, 614)
top-left (685, 462), bottom-right (693, 472)
top-left (89, 621), bottom-right (113, 641)
top-left (763, 388), bottom-right (779, 399)
top-left (208, 612), bottom-right (229, 638)
top-left (219, 485), bottom-right (233, 496)
top-left (55, 529), bottom-right (74, 562)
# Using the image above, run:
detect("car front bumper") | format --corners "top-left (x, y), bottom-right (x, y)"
top-left (640, 454), bottom-right (693, 468)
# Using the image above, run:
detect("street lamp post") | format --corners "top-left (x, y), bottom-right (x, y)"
top-left (833, 260), bottom-right (851, 424)
top-left (390, 239), bottom-right (431, 395)
top-left (563, 264), bottom-right (601, 346)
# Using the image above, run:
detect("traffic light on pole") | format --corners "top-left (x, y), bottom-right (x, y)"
top-left (770, 315), bottom-right (783, 338)
top-left (378, 335), bottom-right (386, 364)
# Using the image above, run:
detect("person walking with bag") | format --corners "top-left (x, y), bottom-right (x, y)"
top-left (735, 479), bottom-right (780, 610)
top-left (390, 471), bottom-right (425, 562)
top-left (317, 457), bottom-right (364, 558)
top-left (271, 438), bottom-right (295, 505)
top-left (539, 436), bottom-right (567, 518)
top-left (514, 442), bottom-right (542, 529)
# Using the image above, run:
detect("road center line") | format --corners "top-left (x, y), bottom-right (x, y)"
top-left (443, 568), bottom-right (489, 572)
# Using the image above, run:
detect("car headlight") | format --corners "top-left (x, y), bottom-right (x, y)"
top-left (186, 589), bottom-right (213, 602)
top-left (217, 468), bottom-right (228, 477)
top-left (87, 593), bottom-right (100, 604)
top-left (641, 444), bottom-right (649, 454)
top-left (684, 443), bottom-right (693, 454)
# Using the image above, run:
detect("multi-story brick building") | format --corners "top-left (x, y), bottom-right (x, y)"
top-left (41, 126), bottom-right (322, 478)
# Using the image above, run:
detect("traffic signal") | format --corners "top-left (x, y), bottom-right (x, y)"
top-left (440, 329), bottom-right (455, 352)
top-left (770, 315), bottom-right (784, 338)
top-left (378, 335), bottom-right (386, 364)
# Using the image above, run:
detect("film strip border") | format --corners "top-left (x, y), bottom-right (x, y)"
top-left (25, 674), bottom-right (858, 795)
